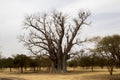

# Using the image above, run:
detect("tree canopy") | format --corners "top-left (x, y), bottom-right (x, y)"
top-left (97, 35), bottom-right (120, 62)
top-left (97, 35), bottom-right (120, 75)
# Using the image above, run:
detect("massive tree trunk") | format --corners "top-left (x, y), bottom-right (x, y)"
top-left (57, 57), bottom-right (63, 72)
top-left (51, 54), bottom-right (67, 73)
top-left (51, 60), bottom-right (57, 72)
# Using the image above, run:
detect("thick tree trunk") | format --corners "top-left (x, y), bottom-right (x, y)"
top-left (51, 60), bottom-right (57, 73)
top-left (51, 54), bottom-right (67, 73)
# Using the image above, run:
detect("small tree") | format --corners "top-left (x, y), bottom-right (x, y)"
top-left (97, 56), bottom-right (107, 69)
top-left (79, 55), bottom-right (91, 69)
top-left (40, 57), bottom-right (51, 72)
top-left (68, 59), bottom-right (78, 71)
top-left (6, 57), bottom-right (14, 72)
top-left (0, 58), bottom-right (7, 69)
top-left (29, 58), bottom-right (39, 72)
top-left (13, 54), bottom-right (29, 73)
top-left (97, 35), bottom-right (120, 75)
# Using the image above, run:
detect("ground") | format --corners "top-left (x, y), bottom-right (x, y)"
top-left (0, 68), bottom-right (120, 80)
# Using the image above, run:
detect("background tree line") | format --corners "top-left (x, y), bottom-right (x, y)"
top-left (0, 33), bottom-right (120, 76)
top-left (0, 54), bottom-right (51, 73)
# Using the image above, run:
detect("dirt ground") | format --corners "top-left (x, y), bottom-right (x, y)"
top-left (0, 68), bottom-right (120, 80)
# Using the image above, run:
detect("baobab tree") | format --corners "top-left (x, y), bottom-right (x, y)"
top-left (19, 10), bottom-right (91, 73)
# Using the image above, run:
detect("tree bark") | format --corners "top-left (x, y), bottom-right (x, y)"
top-left (51, 60), bottom-right (57, 73)
top-left (50, 54), bottom-right (67, 73)
top-left (63, 54), bottom-right (67, 73)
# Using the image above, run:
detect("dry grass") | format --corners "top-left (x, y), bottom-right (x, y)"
top-left (0, 67), bottom-right (120, 80)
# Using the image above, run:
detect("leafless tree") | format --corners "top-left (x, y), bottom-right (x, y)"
top-left (19, 10), bottom-right (91, 73)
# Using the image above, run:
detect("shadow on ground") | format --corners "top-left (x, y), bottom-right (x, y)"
top-left (0, 77), bottom-right (26, 80)
top-left (0, 78), bottom-right (11, 80)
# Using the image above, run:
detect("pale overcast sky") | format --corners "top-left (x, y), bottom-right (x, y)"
top-left (0, 0), bottom-right (120, 57)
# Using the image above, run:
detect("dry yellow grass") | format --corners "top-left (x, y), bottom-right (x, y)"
top-left (0, 68), bottom-right (120, 80)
